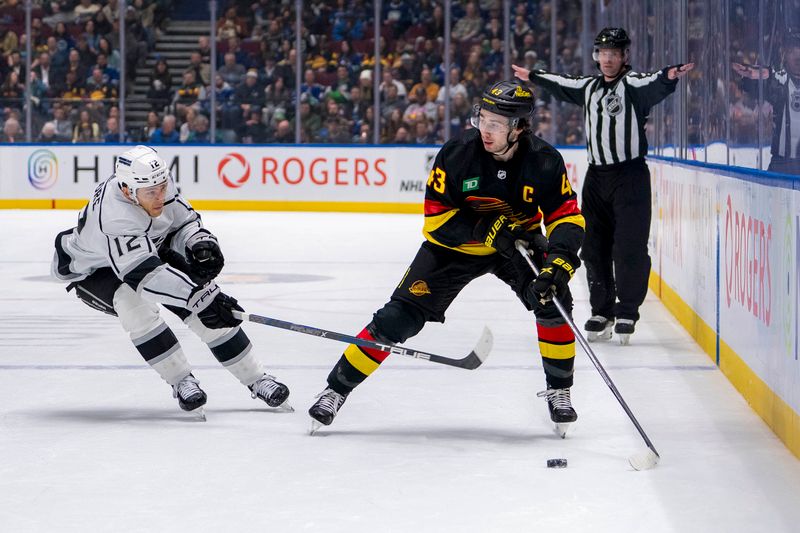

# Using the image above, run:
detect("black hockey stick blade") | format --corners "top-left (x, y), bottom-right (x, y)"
top-left (233, 310), bottom-right (492, 370)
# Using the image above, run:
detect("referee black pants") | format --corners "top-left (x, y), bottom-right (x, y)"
top-left (579, 158), bottom-right (651, 322)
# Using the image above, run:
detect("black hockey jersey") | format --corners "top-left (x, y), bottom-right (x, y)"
top-left (423, 128), bottom-right (584, 259)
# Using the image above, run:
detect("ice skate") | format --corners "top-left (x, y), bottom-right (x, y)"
top-left (585, 315), bottom-right (613, 342)
top-left (172, 374), bottom-right (207, 420)
top-left (537, 387), bottom-right (577, 438)
top-left (615, 319), bottom-right (636, 345)
top-left (308, 387), bottom-right (348, 434)
top-left (249, 374), bottom-right (292, 411)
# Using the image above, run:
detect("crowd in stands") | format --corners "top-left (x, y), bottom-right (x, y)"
top-left (0, 0), bottom-right (590, 145)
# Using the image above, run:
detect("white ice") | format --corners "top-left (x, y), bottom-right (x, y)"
top-left (1, 210), bottom-right (799, 533)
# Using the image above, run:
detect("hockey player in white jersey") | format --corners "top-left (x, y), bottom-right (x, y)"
top-left (51, 145), bottom-right (290, 415)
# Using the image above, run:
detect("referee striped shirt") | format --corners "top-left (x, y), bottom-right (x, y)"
top-left (758, 69), bottom-right (800, 159)
top-left (528, 68), bottom-right (678, 166)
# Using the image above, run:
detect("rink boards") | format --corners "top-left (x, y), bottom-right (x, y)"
top-left (0, 143), bottom-right (797, 459)
top-left (647, 157), bottom-right (800, 459)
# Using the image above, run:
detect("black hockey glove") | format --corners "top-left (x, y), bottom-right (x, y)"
top-left (474, 214), bottom-right (524, 258)
top-left (186, 232), bottom-right (224, 285)
top-left (526, 253), bottom-right (576, 305)
top-left (187, 282), bottom-right (243, 329)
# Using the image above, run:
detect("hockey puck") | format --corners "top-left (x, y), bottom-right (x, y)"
top-left (546, 458), bottom-right (568, 468)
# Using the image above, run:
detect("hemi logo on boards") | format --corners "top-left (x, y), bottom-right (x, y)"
top-left (218, 152), bottom-right (251, 188)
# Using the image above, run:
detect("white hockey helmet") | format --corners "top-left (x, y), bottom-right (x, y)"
top-left (116, 145), bottom-right (169, 204)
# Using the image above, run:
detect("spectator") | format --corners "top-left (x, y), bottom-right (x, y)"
top-left (408, 66), bottom-right (439, 102)
top-left (403, 86), bottom-right (437, 124)
top-left (72, 109), bottom-right (102, 143)
top-left (103, 115), bottom-right (129, 143)
top-left (187, 114), bottom-right (219, 143)
top-left (38, 121), bottom-right (60, 143)
top-left (452, 1), bottom-right (482, 42)
top-left (380, 69), bottom-right (408, 98)
top-left (141, 110), bottom-right (160, 141)
top-left (0, 70), bottom-right (25, 112)
top-left (299, 68), bottom-right (326, 104)
top-left (218, 52), bottom-right (245, 87)
top-left (179, 107), bottom-right (198, 143)
top-left (1, 117), bottom-right (22, 143)
top-left (52, 105), bottom-right (74, 140)
top-left (239, 109), bottom-right (269, 144)
top-left (85, 67), bottom-right (117, 101)
top-left (380, 82), bottom-right (405, 121)
top-left (173, 70), bottom-right (205, 121)
top-left (234, 69), bottom-right (265, 122)
top-left (97, 38), bottom-right (121, 72)
top-left (74, 0), bottom-right (100, 22)
top-left (436, 67), bottom-right (468, 103)
top-left (150, 114), bottom-right (179, 143)
top-left (147, 58), bottom-right (172, 111)
top-left (93, 53), bottom-right (119, 87)
top-left (32, 52), bottom-right (53, 93)
top-left (82, 19), bottom-right (100, 53)
top-left (272, 119), bottom-right (293, 143)
top-left (412, 119), bottom-right (435, 144)
top-left (393, 125), bottom-right (410, 144)
top-left (185, 51), bottom-right (209, 86)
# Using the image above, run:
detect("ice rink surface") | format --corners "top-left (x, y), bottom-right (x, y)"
top-left (1, 210), bottom-right (800, 533)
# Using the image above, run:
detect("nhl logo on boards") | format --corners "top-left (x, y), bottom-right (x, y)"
top-left (603, 93), bottom-right (623, 116)
top-left (497, 170), bottom-right (507, 180)
top-left (791, 90), bottom-right (800, 112)
top-left (409, 280), bottom-right (431, 296)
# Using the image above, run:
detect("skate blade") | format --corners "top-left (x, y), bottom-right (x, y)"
top-left (618, 334), bottom-right (630, 346)
top-left (587, 329), bottom-right (613, 342)
top-left (274, 401), bottom-right (295, 413)
top-left (554, 422), bottom-right (570, 439)
top-left (309, 419), bottom-right (323, 436)
top-left (194, 407), bottom-right (207, 422)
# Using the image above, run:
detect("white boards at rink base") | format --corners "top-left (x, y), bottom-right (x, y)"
top-left (0, 144), bottom-right (588, 212)
top-left (1, 143), bottom-right (797, 460)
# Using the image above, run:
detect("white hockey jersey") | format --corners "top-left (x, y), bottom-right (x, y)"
top-left (52, 175), bottom-right (207, 308)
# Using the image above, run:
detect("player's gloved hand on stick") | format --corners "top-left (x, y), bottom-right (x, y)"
top-left (187, 281), bottom-right (243, 329)
top-left (474, 214), bottom-right (524, 258)
top-left (526, 253), bottom-right (576, 305)
top-left (186, 232), bottom-right (224, 284)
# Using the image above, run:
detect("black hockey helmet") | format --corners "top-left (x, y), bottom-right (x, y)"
top-left (594, 27), bottom-right (631, 49)
top-left (474, 80), bottom-right (535, 128)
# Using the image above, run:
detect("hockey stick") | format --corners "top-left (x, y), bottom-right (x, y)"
top-left (233, 310), bottom-right (493, 370)
top-left (515, 241), bottom-right (660, 470)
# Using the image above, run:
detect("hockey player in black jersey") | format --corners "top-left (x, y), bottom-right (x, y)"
top-left (309, 81), bottom-right (586, 434)
top-left (513, 27), bottom-right (694, 345)
top-left (51, 145), bottom-right (290, 415)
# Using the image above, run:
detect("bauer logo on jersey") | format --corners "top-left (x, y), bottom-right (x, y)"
top-left (603, 94), bottom-right (623, 116)
top-left (462, 177), bottom-right (480, 192)
top-left (409, 280), bottom-right (431, 296)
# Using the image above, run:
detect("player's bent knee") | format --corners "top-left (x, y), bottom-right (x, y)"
top-left (370, 301), bottom-right (425, 343)
top-left (113, 285), bottom-right (163, 338)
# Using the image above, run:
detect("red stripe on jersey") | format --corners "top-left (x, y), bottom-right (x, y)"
top-left (424, 199), bottom-right (452, 216)
top-left (543, 198), bottom-right (581, 225)
top-left (535, 322), bottom-right (575, 344)
top-left (356, 327), bottom-right (391, 362)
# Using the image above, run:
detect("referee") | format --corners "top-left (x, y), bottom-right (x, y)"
top-left (733, 32), bottom-right (800, 175)
top-left (512, 27), bottom-right (694, 344)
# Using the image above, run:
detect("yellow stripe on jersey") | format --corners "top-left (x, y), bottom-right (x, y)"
top-left (343, 344), bottom-right (381, 376)
top-left (545, 214), bottom-right (586, 237)
top-left (422, 208), bottom-right (496, 255)
top-left (538, 340), bottom-right (575, 360)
